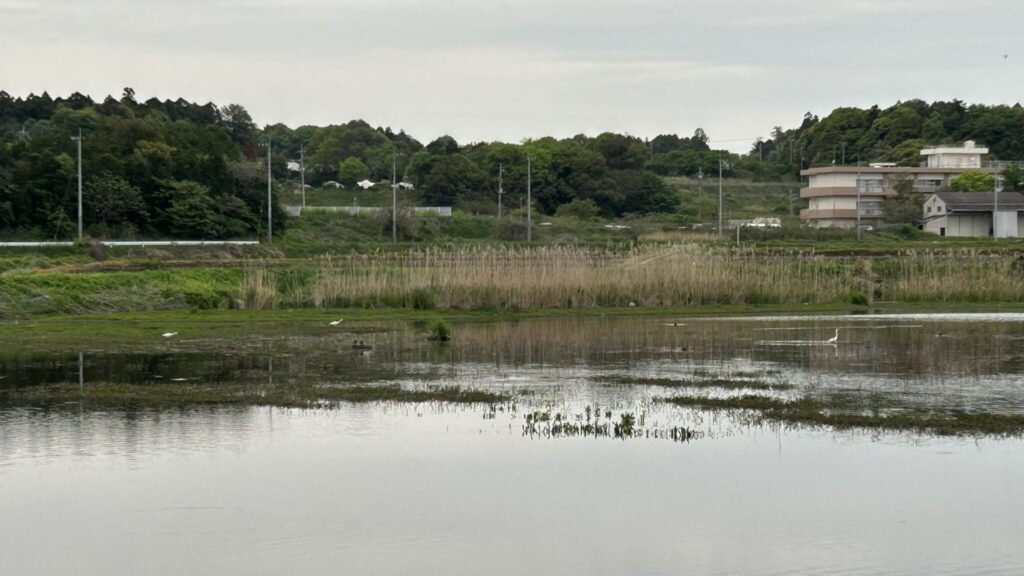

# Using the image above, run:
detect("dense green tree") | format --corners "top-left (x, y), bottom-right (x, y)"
top-left (1001, 165), bottom-right (1024, 192)
top-left (421, 155), bottom-right (486, 205)
top-left (617, 171), bottom-right (678, 215)
top-left (883, 176), bottom-right (923, 225)
top-left (84, 173), bottom-right (147, 231)
top-left (338, 157), bottom-right (371, 186)
top-left (166, 180), bottom-right (223, 238)
top-left (555, 198), bottom-right (600, 220)
top-left (218, 104), bottom-right (256, 146)
top-left (590, 133), bottom-right (647, 170)
top-left (951, 169), bottom-right (995, 192)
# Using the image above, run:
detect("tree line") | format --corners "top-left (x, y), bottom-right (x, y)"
top-left (755, 99), bottom-right (1024, 171)
top-left (1, 90), bottom-right (736, 238)
top-left (5, 90), bottom-right (1024, 239)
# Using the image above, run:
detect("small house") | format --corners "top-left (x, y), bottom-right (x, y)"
top-left (922, 192), bottom-right (1024, 238)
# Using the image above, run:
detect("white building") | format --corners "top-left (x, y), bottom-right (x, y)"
top-left (920, 141), bottom-right (986, 169)
top-left (800, 142), bottom-right (993, 229)
top-left (922, 192), bottom-right (1024, 238)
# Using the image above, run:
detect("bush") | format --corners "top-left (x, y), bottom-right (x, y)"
top-left (410, 288), bottom-right (436, 310)
top-left (428, 319), bottom-right (451, 342)
top-left (555, 198), bottom-right (601, 220)
top-left (849, 290), bottom-right (869, 306)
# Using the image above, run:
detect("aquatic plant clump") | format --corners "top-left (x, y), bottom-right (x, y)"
top-left (521, 406), bottom-right (700, 442)
top-left (663, 394), bottom-right (1024, 437)
top-left (0, 381), bottom-right (508, 409)
top-left (590, 374), bottom-right (794, 391)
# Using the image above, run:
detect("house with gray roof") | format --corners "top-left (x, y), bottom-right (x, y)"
top-left (922, 192), bottom-right (1024, 237)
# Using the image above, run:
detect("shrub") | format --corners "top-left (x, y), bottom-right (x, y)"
top-left (849, 290), bottom-right (869, 306)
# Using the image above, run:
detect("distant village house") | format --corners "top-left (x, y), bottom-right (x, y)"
top-left (921, 192), bottom-right (1024, 238)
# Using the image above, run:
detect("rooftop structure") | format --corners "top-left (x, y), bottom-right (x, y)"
top-left (920, 141), bottom-right (988, 169)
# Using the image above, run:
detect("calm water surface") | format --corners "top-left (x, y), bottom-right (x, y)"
top-left (2, 313), bottom-right (1024, 575)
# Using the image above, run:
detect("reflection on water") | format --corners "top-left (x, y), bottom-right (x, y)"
top-left (2, 313), bottom-right (1024, 575)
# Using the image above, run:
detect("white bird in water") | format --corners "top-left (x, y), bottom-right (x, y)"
top-left (825, 328), bottom-right (840, 344)
top-left (162, 332), bottom-right (178, 338)
top-left (329, 319), bottom-right (344, 326)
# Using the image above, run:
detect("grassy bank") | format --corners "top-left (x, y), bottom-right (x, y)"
top-left (4, 243), bottom-right (1024, 318)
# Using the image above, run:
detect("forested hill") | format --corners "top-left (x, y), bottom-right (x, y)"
top-left (755, 100), bottom-right (1024, 169)
top-left (0, 89), bottom-right (732, 239)
top-left (4, 90), bottom-right (1024, 240)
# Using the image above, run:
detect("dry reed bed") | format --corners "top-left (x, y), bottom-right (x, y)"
top-left (242, 245), bottom-right (841, 309)
top-left (241, 246), bottom-right (1024, 310)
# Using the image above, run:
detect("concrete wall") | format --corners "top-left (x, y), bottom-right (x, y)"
top-left (812, 219), bottom-right (856, 229)
top-left (994, 210), bottom-right (1019, 238)
top-left (946, 213), bottom-right (991, 237)
top-left (926, 212), bottom-right (1024, 237)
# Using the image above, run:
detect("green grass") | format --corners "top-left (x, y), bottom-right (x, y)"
top-left (666, 177), bottom-right (802, 224)
top-left (0, 268), bottom-right (243, 318)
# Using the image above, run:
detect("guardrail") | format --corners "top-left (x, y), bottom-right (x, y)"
top-left (0, 240), bottom-right (261, 248)
top-left (286, 206), bottom-right (453, 217)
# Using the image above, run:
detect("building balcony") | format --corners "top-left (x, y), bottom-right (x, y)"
top-left (800, 187), bottom-right (898, 199)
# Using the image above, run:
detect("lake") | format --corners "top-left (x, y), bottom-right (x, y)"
top-left (2, 313), bottom-right (1024, 575)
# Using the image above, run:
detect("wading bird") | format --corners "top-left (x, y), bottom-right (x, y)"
top-left (825, 329), bottom-right (839, 344)
top-left (329, 319), bottom-right (344, 326)
top-left (162, 332), bottom-right (178, 338)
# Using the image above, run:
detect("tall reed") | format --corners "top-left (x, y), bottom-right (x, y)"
top-left (241, 246), bottom-right (1024, 311)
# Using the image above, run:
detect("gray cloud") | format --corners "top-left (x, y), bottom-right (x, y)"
top-left (2, 0), bottom-right (1022, 150)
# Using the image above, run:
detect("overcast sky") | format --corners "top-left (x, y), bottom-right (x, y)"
top-left (1, 0), bottom-right (1022, 151)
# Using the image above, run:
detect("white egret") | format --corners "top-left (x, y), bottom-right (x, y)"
top-left (329, 319), bottom-right (344, 326)
top-left (825, 329), bottom-right (839, 344)
top-left (162, 332), bottom-right (178, 338)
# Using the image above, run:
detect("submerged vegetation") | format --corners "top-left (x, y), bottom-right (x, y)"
top-left (591, 374), bottom-right (794, 391)
top-left (0, 381), bottom-right (507, 409)
top-left (663, 394), bottom-right (1024, 437)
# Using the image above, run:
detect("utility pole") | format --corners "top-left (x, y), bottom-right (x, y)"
top-left (71, 129), bottom-right (82, 240)
top-left (300, 145), bottom-right (306, 208)
top-left (392, 149), bottom-right (398, 243)
top-left (856, 162), bottom-right (862, 240)
top-left (718, 157), bottom-right (724, 238)
top-left (497, 163), bottom-right (504, 218)
top-left (841, 141), bottom-right (847, 165)
top-left (527, 156), bottom-right (532, 242)
top-left (994, 172), bottom-right (1000, 239)
top-left (266, 140), bottom-right (273, 244)
top-left (697, 167), bottom-right (704, 222)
